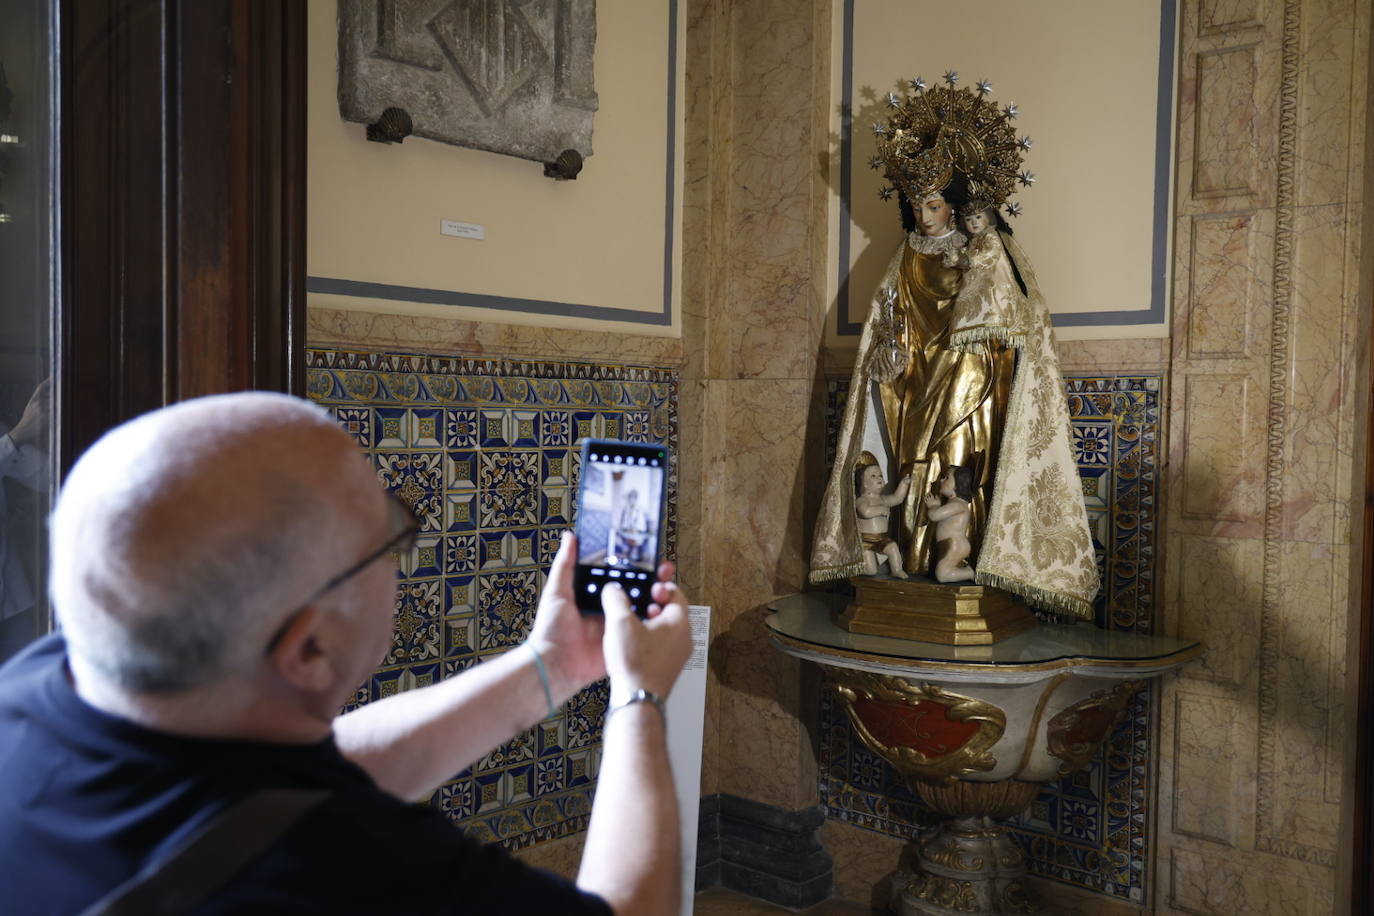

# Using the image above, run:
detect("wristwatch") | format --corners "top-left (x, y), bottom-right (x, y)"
top-left (609, 687), bottom-right (666, 721)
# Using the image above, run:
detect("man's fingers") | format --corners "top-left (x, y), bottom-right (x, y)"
top-left (599, 582), bottom-right (635, 622)
top-left (645, 584), bottom-right (687, 626)
top-left (650, 579), bottom-right (682, 603)
top-left (656, 560), bottom-right (675, 583)
top-left (650, 580), bottom-right (678, 606)
top-left (547, 531), bottom-right (577, 593)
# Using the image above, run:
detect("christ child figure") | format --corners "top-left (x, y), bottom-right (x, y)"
top-left (947, 204), bottom-right (1031, 352)
top-left (854, 457), bottom-right (911, 579)
top-left (923, 465), bottom-right (977, 583)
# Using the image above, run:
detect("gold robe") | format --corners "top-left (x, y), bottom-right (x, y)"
top-left (882, 240), bottom-right (1013, 575)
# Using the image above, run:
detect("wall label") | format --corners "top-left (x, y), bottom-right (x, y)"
top-left (440, 220), bottom-right (486, 241)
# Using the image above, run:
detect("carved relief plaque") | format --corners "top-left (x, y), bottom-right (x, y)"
top-left (338, 0), bottom-right (598, 162)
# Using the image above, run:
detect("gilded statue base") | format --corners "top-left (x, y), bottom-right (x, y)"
top-left (891, 806), bottom-right (1039, 915)
top-left (840, 576), bottom-right (1038, 645)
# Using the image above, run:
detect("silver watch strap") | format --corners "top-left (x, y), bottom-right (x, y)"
top-left (609, 687), bottom-right (666, 720)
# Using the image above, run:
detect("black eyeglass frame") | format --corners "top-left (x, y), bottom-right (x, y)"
top-left (263, 494), bottom-right (421, 656)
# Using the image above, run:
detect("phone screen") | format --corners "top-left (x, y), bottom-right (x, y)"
top-left (573, 439), bottom-right (668, 617)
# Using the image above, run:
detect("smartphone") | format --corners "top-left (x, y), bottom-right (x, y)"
top-left (573, 439), bottom-right (669, 617)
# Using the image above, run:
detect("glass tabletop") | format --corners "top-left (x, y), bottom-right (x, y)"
top-left (766, 593), bottom-right (1201, 667)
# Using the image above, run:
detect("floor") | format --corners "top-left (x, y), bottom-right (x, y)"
top-left (693, 890), bottom-right (876, 914)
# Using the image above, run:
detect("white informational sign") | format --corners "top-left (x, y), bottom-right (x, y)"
top-left (439, 218), bottom-right (486, 240)
top-left (665, 604), bottom-right (711, 916)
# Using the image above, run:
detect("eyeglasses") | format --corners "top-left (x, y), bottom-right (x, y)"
top-left (264, 493), bottom-right (421, 656)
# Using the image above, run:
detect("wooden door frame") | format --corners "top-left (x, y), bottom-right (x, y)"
top-left (57, 0), bottom-right (306, 474)
top-left (1349, 23), bottom-right (1374, 910)
top-left (1352, 308), bottom-right (1374, 913)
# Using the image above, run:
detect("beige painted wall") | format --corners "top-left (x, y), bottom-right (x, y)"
top-left (306, 0), bottom-right (683, 337)
top-left (828, 0), bottom-right (1171, 345)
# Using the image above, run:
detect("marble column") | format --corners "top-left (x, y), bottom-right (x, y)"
top-left (678, 0), bottom-right (833, 813)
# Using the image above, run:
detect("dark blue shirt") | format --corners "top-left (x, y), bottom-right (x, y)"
top-left (0, 635), bottom-right (613, 915)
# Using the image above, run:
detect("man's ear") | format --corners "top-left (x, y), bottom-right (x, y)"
top-left (266, 606), bottom-right (339, 693)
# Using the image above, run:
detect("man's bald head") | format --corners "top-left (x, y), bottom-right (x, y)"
top-left (50, 392), bottom-right (383, 693)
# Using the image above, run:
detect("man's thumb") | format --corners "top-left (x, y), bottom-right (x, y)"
top-left (599, 582), bottom-right (634, 622)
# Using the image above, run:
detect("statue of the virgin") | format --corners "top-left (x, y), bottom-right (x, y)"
top-left (809, 76), bottom-right (1099, 620)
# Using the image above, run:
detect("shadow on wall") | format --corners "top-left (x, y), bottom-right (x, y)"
top-left (824, 80), bottom-right (927, 335)
top-left (698, 80), bottom-right (918, 811)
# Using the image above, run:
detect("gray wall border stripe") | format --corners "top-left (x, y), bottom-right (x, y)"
top-left (835, 0), bottom-right (1176, 334)
top-left (308, 0), bottom-right (679, 329)
top-left (836, 0), bottom-right (859, 336)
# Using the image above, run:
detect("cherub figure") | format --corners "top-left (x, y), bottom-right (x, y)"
top-left (947, 203), bottom-right (1031, 352)
top-left (923, 465), bottom-right (976, 583)
top-left (853, 454), bottom-right (911, 579)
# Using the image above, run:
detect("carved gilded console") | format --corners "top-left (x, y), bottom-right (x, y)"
top-left (767, 593), bottom-right (1201, 915)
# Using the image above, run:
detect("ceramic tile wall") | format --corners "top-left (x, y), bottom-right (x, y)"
top-left (305, 347), bottom-right (678, 850)
top-left (817, 374), bottom-right (1163, 905)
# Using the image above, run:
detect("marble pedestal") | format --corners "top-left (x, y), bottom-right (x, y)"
top-left (766, 593), bottom-right (1202, 915)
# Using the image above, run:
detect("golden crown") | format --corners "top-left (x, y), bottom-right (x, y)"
top-left (869, 72), bottom-right (1035, 218)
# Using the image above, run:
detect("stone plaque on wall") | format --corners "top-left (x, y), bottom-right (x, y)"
top-left (338, 0), bottom-right (598, 163)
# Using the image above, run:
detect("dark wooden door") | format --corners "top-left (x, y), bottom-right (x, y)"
top-left (59, 0), bottom-right (306, 473)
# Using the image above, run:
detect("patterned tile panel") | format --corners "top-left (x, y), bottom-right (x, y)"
top-left (817, 375), bottom-right (1162, 904)
top-left (306, 348), bottom-right (678, 850)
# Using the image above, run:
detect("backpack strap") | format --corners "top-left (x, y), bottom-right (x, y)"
top-left (80, 788), bottom-right (333, 916)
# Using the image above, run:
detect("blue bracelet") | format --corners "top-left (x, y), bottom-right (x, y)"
top-left (528, 644), bottom-right (557, 719)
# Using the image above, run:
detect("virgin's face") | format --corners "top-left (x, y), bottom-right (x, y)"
top-left (917, 194), bottom-right (953, 236)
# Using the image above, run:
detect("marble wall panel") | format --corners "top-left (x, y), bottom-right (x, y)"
top-left (1193, 46), bottom-right (1262, 199)
top-left (1322, 541), bottom-right (1352, 801)
top-left (308, 307), bottom-right (685, 368)
top-left (1058, 339), bottom-right (1170, 375)
top-left (695, 380), bottom-right (727, 798)
top-left (1175, 1), bottom-right (1283, 220)
top-left (1284, 203), bottom-right (1352, 544)
top-left (1020, 878), bottom-right (1147, 916)
top-left (1158, 0), bottom-right (1369, 907)
top-left (1172, 534), bottom-right (1263, 686)
top-left (710, 377), bottom-right (822, 809)
top-left (1180, 374), bottom-right (1266, 523)
top-left (1257, 540), bottom-right (1344, 861)
top-left (1168, 848), bottom-right (1334, 915)
top-left (1186, 214), bottom-right (1260, 359)
top-left (679, 0), bottom-right (723, 386)
top-left (1172, 692), bottom-right (1244, 844)
top-left (820, 819), bottom-right (906, 908)
top-left (678, 3), bottom-right (729, 810)
top-left (718, 0), bottom-right (825, 382)
top-left (513, 830), bottom-right (585, 879)
top-left (679, 0), bottom-right (831, 818)
top-left (1295, 0), bottom-right (1359, 207)
top-left (1198, 0), bottom-right (1265, 36)
top-left (675, 378), bottom-right (707, 596)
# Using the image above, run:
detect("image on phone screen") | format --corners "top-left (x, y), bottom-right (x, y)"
top-left (574, 440), bottom-right (668, 616)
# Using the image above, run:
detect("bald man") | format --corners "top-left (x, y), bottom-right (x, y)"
top-left (0, 392), bottom-right (692, 915)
